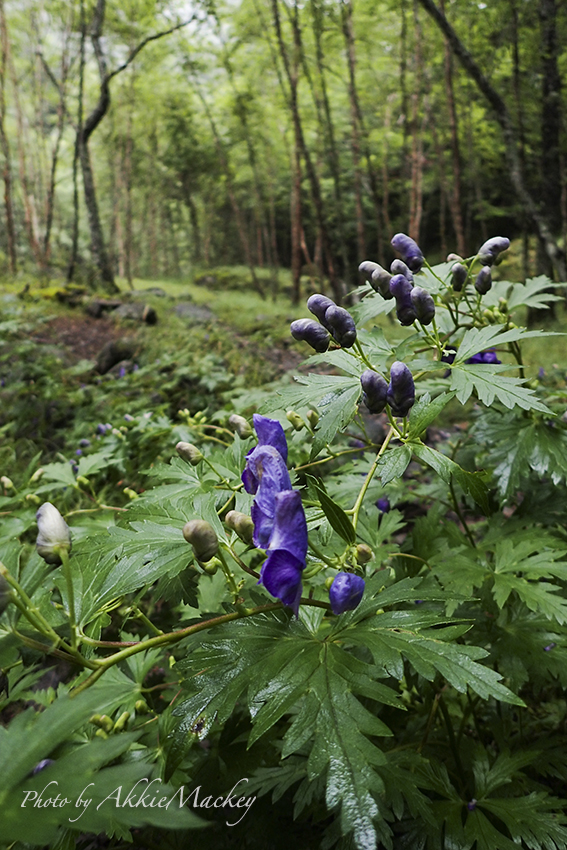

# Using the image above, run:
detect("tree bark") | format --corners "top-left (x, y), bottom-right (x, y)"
top-left (439, 0), bottom-right (465, 256)
top-left (67, 0), bottom-right (85, 283)
top-left (0, 0), bottom-right (17, 273)
top-left (272, 0), bottom-right (342, 301)
top-left (341, 0), bottom-right (365, 261)
top-left (416, 0), bottom-right (566, 281)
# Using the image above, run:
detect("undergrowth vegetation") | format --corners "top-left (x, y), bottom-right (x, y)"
top-left (1, 243), bottom-right (567, 850)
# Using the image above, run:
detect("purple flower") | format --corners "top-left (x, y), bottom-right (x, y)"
top-left (451, 262), bottom-right (468, 292)
top-left (410, 287), bottom-right (435, 325)
top-left (390, 259), bottom-right (414, 282)
top-left (247, 446), bottom-right (292, 547)
top-left (290, 318), bottom-right (330, 353)
top-left (75, 449), bottom-right (82, 457)
top-left (465, 349), bottom-right (501, 365)
top-left (390, 275), bottom-right (417, 326)
top-left (124, 414), bottom-right (134, 422)
top-left (467, 799), bottom-right (477, 812)
top-left (329, 573), bottom-right (365, 615)
top-left (387, 361), bottom-right (415, 417)
top-left (544, 642), bottom-right (556, 652)
top-left (307, 294), bottom-right (335, 328)
top-left (118, 366), bottom-right (126, 379)
top-left (79, 439), bottom-right (91, 448)
top-left (376, 498), bottom-right (390, 513)
top-left (361, 369), bottom-right (388, 414)
top-left (324, 305), bottom-right (357, 348)
top-left (391, 233), bottom-right (424, 272)
top-left (32, 759), bottom-right (55, 775)
top-left (259, 491), bottom-right (308, 616)
top-left (475, 266), bottom-right (492, 295)
top-left (478, 236), bottom-right (510, 266)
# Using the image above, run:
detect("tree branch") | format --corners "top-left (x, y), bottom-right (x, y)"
top-left (416, 0), bottom-right (566, 280)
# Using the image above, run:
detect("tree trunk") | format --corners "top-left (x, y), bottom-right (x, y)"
top-left (290, 147), bottom-right (302, 304)
top-left (408, 1), bottom-right (425, 242)
top-left (416, 0), bottom-right (567, 281)
top-left (341, 0), bottom-right (365, 261)
top-left (0, 0), bottom-right (17, 273)
top-left (272, 0), bottom-right (342, 301)
top-left (439, 0), bottom-right (465, 256)
top-left (67, 0), bottom-right (85, 283)
top-left (539, 0), bottom-right (562, 231)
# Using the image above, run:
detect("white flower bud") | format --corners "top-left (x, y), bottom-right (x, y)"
top-left (36, 502), bottom-right (72, 565)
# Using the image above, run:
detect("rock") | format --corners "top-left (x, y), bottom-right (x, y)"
top-left (174, 303), bottom-right (215, 323)
top-left (194, 274), bottom-right (217, 288)
top-left (95, 339), bottom-right (137, 374)
top-left (114, 303), bottom-right (157, 324)
top-left (86, 298), bottom-right (122, 319)
top-left (127, 287), bottom-right (169, 299)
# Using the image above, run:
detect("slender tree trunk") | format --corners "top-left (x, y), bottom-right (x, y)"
top-left (181, 174), bottom-right (201, 263)
top-left (272, 0), bottom-right (342, 301)
top-left (439, 0), bottom-right (465, 256)
top-left (290, 147), bottom-right (302, 304)
top-left (341, 0), bottom-right (365, 261)
top-left (510, 0), bottom-right (529, 279)
top-left (408, 1), bottom-right (425, 241)
top-left (417, 0), bottom-right (566, 280)
top-left (0, 0), bottom-right (17, 273)
top-left (67, 0), bottom-right (85, 283)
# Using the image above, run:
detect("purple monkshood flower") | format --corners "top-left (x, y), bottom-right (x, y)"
top-left (75, 449), bottom-right (82, 457)
top-left (329, 573), bottom-right (365, 615)
top-left (544, 642), bottom-right (557, 652)
top-left (118, 366), bottom-right (126, 379)
top-left (79, 439), bottom-right (91, 448)
top-left (538, 367), bottom-right (545, 379)
top-left (465, 349), bottom-right (501, 365)
top-left (376, 498), bottom-right (390, 513)
top-left (259, 490), bottom-right (308, 616)
top-left (242, 415), bottom-right (308, 614)
top-left (467, 799), bottom-right (477, 812)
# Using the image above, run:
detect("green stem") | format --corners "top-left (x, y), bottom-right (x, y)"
top-left (217, 548), bottom-right (243, 603)
top-left (449, 479), bottom-right (476, 548)
top-left (131, 606), bottom-right (163, 636)
top-left (294, 447), bottom-right (367, 472)
top-left (351, 427), bottom-right (395, 532)
top-left (439, 695), bottom-right (466, 790)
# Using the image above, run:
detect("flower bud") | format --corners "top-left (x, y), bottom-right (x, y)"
top-left (306, 409), bottom-right (319, 429)
top-left (324, 305), bottom-right (357, 348)
top-left (360, 369), bottom-right (388, 414)
top-left (329, 573), bottom-right (365, 615)
top-left (228, 414), bottom-right (253, 439)
top-left (370, 266), bottom-right (394, 299)
top-left (90, 714), bottom-right (114, 733)
top-left (182, 519), bottom-right (219, 563)
top-left (0, 573), bottom-right (11, 615)
top-left (450, 262), bottom-right (468, 292)
top-left (358, 260), bottom-right (381, 282)
top-left (26, 494), bottom-right (41, 506)
top-left (286, 410), bottom-right (305, 431)
top-left (114, 711), bottom-right (130, 733)
top-left (307, 294), bottom-right (335, 329)
top-left (355, 544), bottom-right (373, 564)
top-left (475, 266), bottom-right (492, 295)
top-left (478, 236), bottom-right (510, 266)
top-left (32, 759), bottom-right (56, 775)
top-left (391, 233), bottom-right (424, 272)
top-left (202, 557), bottom-right (220, 575)
top-left (446, 252), bottom-right (462, 262)
top-left (134, 699), bottom-right (149, 714)
top-left (0, 476), bottom-right (14, 491)
top-left (376, 498), bottom-right (390, 513)
top-left (290, 318), bottom-right (331, 353)
top-left (76, 475), bottom-right (90, 488)
top-left (387, 361), bottom-right (415, 417)
top-left (36, 503), bottom-right (72, 566)
top-left (390, 259), bottom-right (414, 282)
top-left (176, 441), bottom-right (203, 465)
top-left (410, 287), bottom-right (435, 325)
top-left (389, 275), bottom-right (417, 326)
top-left (123, 488), bottom-right (139, 500)
top-left (225, 510), bottom-right (255, 544)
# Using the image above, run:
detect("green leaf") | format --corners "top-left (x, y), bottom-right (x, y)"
top-left (454, 325), bottom-right (561, 364)
top-left (449, 364), bottom-right (551, 412)
top-left (378, 444), bottom-right (412, 485)
top-left (308, 476), bottom-right (355, 544)
top-left (479, 795), bottom-right (567, 850)
top-left (407, 392), bottom-right (456, 439)
top-left (412, 442), bottom-right (490, 513)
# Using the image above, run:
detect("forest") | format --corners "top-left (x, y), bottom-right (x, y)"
top-left (2, 2), bottom-right (567, 850)
top-left (1, 0), bottom-right (566, 296)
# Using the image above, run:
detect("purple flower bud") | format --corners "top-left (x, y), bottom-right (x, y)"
top-left (290, 318), bottom-right (331, 353)
top-left (389, 274), bottom-right (417, 326)
top-left (538, 367), bottom-right (545, 379)
top-left (475, 266), bottom-right (492, 295)
top-left (118, 366), bottom-right (126, 379)
top-left (370, 266), bottom-right (394, 299)
top-left (32, 759), bottom-right (56, 775)
top-left (124, 414), bottom-right (134, 422)
top-left (75, 449), bottom-right (82, 457)
top-left (361, 369), bottom-right (388, 414)
top-left (329, 573), bottom-right (365, 615)
top-left (96, 423), bottom-right (108, 435)
top-left (451, 262), bottom-right (468, 292)
top-left (465, 349), bottom-right (501, 365)
top-left (253, 414), bottom-right (288, 463)
top-left (544, 642), bottom-right (556, 652)
top-left (391, 232), bottom-right (424, 272)
top-left (467, 799), bottom-right (477, 812)
top-left (478, 236), bottom-right (510, 266)
top-left (79, 439), bottom-right (91, 447)
top-left (358, 260), bottom-right (381, 282)
top-left (324, 305), bottom-right (357, 348)
top-left (307, 294), bottom-right (335, 329)
top-left (387, 361), bottom-right (415, 417)
top-left (390, 259), bottom-right (414, 282)
top-left (376, 498), bottom-right (390, 513)
top-left (410, 287), bottom-right (435, 325)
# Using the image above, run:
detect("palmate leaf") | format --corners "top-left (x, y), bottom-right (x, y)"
top-left (479, 795), bottom-right (567, 850)
top-left (172, 612), bottom-right (402, 849)
top-left (472, 409), bottom-right (567, 497)
top-left (412, 442), bottom-right (490, 513)
top-left (449, 364), bottom-right (551, 412)
top-left (261, 373), bottom-right (362, 455)
top-left (453, 325), bottom-right (560, 364)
